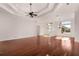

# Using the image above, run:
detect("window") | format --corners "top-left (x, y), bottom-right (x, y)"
top-left (60, 21), bottom-right (71, 33)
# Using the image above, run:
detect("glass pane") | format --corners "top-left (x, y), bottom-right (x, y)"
top-left (61, 21), bottom-right (71, 33)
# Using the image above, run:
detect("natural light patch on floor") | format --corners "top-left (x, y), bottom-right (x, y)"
top-left (62, 37), bottom-right (71, 51)
top-left (56, 36), bottom-right (62, 40)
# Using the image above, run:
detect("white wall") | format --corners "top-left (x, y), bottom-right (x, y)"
top-left (75, 7), bottom-right (79, 41)
top-left (0, 8), bottom-right (38, 41)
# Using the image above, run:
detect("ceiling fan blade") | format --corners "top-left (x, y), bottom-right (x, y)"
top-left (30, 15), bottom-right (33, 18)
top-left (33, 14), bottom-right (37, 16)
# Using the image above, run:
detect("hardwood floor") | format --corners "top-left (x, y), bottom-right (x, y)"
top-left (0, 36), bottom-right (79, 56)
top-left (49, 36), bottom-right (74, 56)
top-left (0, 36), bottom-right (39, 56)
top-left (73, 41), bottom-right (79, 56)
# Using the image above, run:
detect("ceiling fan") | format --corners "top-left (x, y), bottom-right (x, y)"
top-left (25, 3), bottom-right (37, 18)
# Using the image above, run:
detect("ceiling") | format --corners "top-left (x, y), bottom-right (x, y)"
top-left (0, 3), bottom-right (79, 17)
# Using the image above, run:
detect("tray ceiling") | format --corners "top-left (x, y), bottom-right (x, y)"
top-left (0, 3), bottom-right (79, 17)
